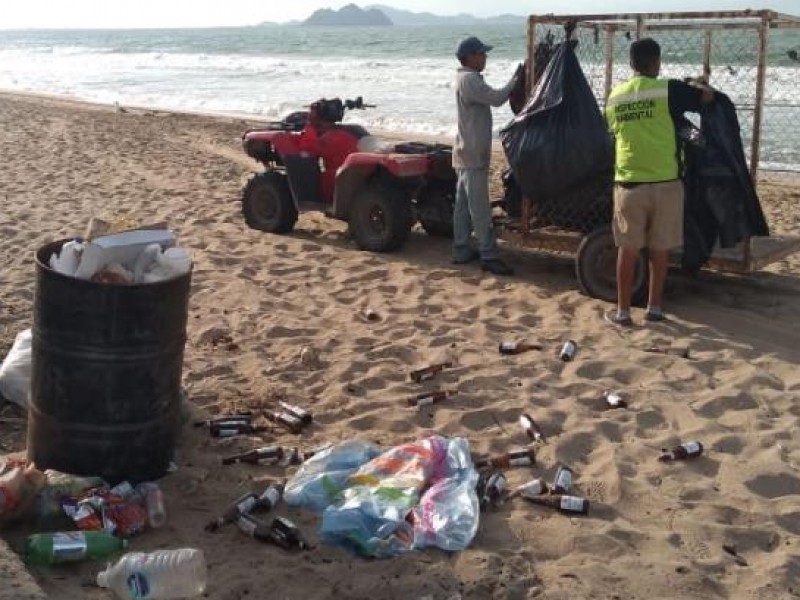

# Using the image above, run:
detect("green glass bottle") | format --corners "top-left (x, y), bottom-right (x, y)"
top-left (25, 531), bottom-right (127, 565)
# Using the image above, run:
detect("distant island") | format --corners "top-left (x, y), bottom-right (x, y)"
top-left (303, 4), bottom-right (392, 26)
top-left (256, 4), bottom-right (525, 27)
top-left (365, 5), bottom-right (525, 26)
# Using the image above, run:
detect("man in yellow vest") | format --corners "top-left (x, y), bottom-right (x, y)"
top-left (605, 38), bottom-right (713, 326)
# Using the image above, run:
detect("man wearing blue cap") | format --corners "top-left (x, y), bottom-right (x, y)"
top-left (453, 36), bottom-right (521, 276)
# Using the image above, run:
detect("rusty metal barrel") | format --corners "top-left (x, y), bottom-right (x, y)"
top-left (26, 240), bottom-right (190, 483)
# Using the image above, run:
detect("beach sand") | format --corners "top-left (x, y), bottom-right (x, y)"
top-left (1, 90), bottom-right (800, 600)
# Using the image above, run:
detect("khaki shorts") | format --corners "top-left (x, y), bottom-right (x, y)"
top-left (612, 180), bottom-right (684, 251)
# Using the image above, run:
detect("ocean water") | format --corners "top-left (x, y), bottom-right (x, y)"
top-left (0, 24), bottom-right (797, 170)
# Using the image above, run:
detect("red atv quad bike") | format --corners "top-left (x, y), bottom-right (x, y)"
top-left (241, 97), bottom-right (456, 252)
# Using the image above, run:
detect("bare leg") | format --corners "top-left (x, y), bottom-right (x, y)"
top-left (616, 247), bottom-right (639, 313)
top-left (648, 249), bottom-right (670, 309)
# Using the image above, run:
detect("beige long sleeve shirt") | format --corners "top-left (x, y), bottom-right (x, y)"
top-left (453, 67), bottom-right (517, 170)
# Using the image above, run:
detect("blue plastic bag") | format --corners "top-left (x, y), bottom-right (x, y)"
top-left (284, 440), bottom-right (381, 512)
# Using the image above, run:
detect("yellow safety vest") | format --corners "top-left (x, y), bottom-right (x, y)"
top-left (605, 76), bottom-right (677, 183)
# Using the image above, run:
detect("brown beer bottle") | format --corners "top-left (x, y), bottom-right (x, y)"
top-left (236, 512), bottom-right (272, 541)
top-left (255, 481), bottom-right (285, 512)
top-left (475, 447), bottom-right (536, 469)
top-left (278, 401), bottom-right (313, 426)
top-left (644, 346), bottom-right (691, 359)
top-left (210, 423), bottom-right (268, 438)
top-left (499, 341), bottom-right (543, 355)
top-left (519, 413), bottom-right (545, 443)
top-left (410, 361), bottom-right (453, 383)
top-left (552, 465), bottom-right (574, 494)
top-left (363, 308), bottom-right (381, 322)
top-left (559, 340), bottom-right (578, 362)
top-left (222, 446), bottom-right (285, 466)
top-left (477, 469), bottom-right (507, 510)
top-left (264, 410), bottom-right (305, 434)
top-left (267, 516), bottom-right (309, 551)
top-left (236, 514), bottom-right (309, 551)
top-left (659, 441), bottom-right (704, 462)
top-left (205, 491), bottom-right (259, 532)
top-left (194, 413), bottom-right (252, 428)
top-left (522, 494), bottom-right (589, 515)
top-left (406, 389), bottom-right (455, 408)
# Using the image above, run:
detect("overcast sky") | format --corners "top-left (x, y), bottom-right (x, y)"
top-left (2, 0), bottom-right (797, 29)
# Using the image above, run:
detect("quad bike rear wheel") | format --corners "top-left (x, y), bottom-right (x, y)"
top-left (242, 171), bottom-right (298, 234)
top-left (349, 184), bottom-right (413, 252)
top-left (576, 225), bottom-right (648, 305)
top-left (416, 181), bottom-right (455, 238)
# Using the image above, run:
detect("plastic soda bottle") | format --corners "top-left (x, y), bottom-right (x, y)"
top-left (25, 531), bottom-right (127, 565)
top-left (97, 548), bottom-right (206, 599)
top-left (136, 483), bottom-right (167, 529)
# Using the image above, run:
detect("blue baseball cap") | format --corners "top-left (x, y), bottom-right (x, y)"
top-left (456, 36), bottom-right (493, 60)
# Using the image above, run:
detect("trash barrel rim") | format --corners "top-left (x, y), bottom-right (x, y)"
top-left (36, 238), bottom-right (192, 288)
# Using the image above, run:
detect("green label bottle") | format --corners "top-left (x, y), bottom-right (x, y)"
top-left (25, 531), bottom-right (127, 565)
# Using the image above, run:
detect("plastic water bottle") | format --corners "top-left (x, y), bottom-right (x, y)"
top-left (133, 243), bottom-right (162, 283)
top-left (97, 548), bottom-right (206, 599)
top-left (136, 482), bottom-right (167, 528)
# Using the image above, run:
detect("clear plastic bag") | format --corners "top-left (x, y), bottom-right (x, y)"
top-left (288, 436), bottom-right (479, 558)
top-left (0, 329), bottom-right (32, 408)
top-left (410, 438), bottom-right (479, 552)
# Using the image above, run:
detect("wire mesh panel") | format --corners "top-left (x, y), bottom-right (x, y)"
top-left (507, 11), bottom-right (800, 240)
top-left (526, 11), bottom-right (800, 176)
top-left (763, 29), bottom-right (800, 172)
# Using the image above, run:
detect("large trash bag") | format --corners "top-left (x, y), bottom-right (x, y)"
top-left (500, 40), bottom-right (614, 232)
top-left (681, 92), bottom-right (769, 272)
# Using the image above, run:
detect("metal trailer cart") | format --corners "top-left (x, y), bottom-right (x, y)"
top-left (500, 9), bottom-right (800, 302)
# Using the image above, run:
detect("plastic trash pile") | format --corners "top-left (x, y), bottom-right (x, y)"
top-left (48, 218), bottom-right (192, 284)
top-left (0, 329), bottom-right (32, 409)
top-left (285, 435), bottom-right (480, 558)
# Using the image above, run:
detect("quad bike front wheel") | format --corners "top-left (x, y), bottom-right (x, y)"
top-left (242, 171), bottom-right (298, 234)
top-left (416, 181), bottom-right (455, 238)
top-left (576, 225), bottom-right (649, 305)
top-left (349, 184), bottom-right (414, 252)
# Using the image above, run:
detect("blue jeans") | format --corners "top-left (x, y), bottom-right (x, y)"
top-left (453, 167), bottom-right (498, 261)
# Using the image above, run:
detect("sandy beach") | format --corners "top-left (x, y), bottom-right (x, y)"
top-left (1, 90), bottom-right (800, 600)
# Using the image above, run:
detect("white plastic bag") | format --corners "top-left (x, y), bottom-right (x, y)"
top-left (0, 329), bottom-right (32, 408)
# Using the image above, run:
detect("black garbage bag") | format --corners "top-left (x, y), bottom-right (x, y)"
top-left (681, 92), bottom-right (769, 272)
top-left (500, 41), bottom-right (614, 232)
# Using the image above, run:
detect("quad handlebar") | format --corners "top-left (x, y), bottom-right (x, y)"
top-left (343, 96), bottom-right (376, 111)
top-left (259, 97), bottom-right (377, 132)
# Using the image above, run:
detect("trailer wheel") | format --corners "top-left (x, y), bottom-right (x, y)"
top-left (576, 226), bottom-right (648, 305)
